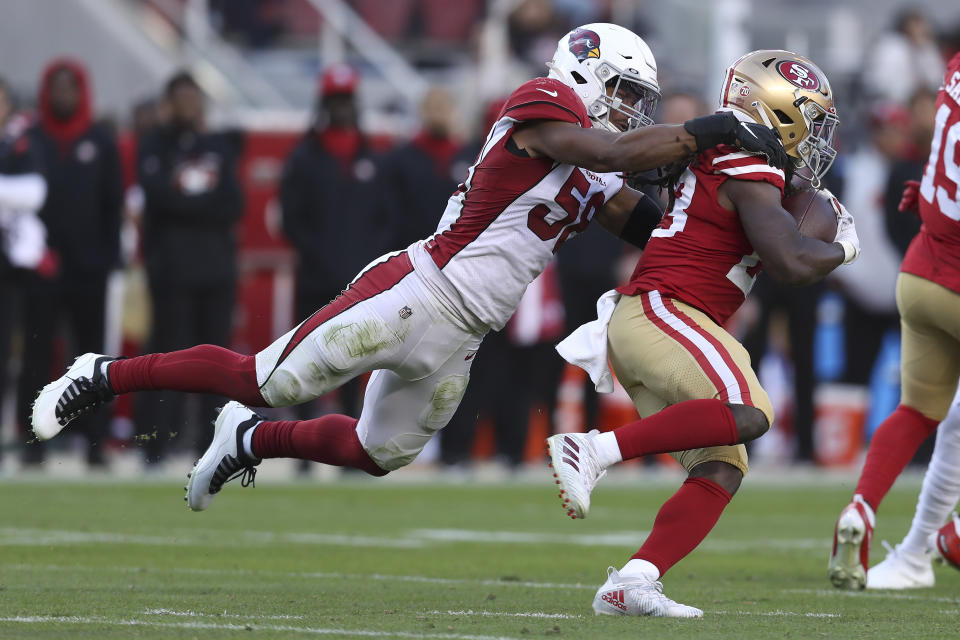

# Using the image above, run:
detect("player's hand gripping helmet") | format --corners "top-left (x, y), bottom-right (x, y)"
top-left (721, 50), bottom-right (839, 187)
top-left (548, 23), bottom-right (661, 133)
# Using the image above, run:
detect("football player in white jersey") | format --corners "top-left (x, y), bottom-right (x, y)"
top-left (31, 25), bottom-right (785, 520)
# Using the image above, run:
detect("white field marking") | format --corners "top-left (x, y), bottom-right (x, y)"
top-left (0, 616), bottom-right (519, 640)
top-left (710, 610), bottom-right (841, 618)
top-left (0, 526), bottom-right (829, 553)
top-left (142, 608), bottom-right (303, 620)
top-left (0, 527), bottom-right (423, 549)
top-left (1, 563), bottom-right (596, 591)
top-left (786, 588), bottom-right (960, 604)
top-left (424, 610), bottom-right (581, 620)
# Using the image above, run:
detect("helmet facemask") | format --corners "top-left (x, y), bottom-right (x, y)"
top-left (752, 92), bottom-right (838, 188)
top-left (592, 62), bottom-right (661, 132)
top-left (794, 97), bottom-right (839, 188)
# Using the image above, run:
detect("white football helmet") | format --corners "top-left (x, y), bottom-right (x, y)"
top-left (547, 23), bottom-right (661, 132)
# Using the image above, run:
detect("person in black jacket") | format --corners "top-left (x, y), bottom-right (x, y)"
top-left (19, 59), bottom-right (122, 467)
top-left (0, 78), bottom-right (49, 465)
top-left (279, 64), bottom-right (387, 428)
top-left (381, 86), bottom-right (462, 249)
top-left (135, 71), bottom-right (245, 463)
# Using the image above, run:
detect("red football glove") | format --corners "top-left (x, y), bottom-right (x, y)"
top-left (898, 179), bottom-right (921, 216)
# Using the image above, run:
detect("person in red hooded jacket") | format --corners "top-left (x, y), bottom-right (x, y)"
top-left (20, 58), bottom-right (123, 467)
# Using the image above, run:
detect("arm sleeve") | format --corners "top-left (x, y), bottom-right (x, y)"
top-left (0, 173), bottom-right (47, 210)
top-left (619, 192), bottom-right (663, 249)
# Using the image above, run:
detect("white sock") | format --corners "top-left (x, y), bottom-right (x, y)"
top-left (100, 360), bottom-right (111, 380)
top-left (620, 558), bottom-right (660, 580)
top-left (901, 406), bottom-right (960, 555)
top-left (242, 424), bottom-right (258, 459)
top-left (592, 431), bottom-right (623, 468)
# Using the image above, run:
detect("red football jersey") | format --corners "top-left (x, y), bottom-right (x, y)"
top-left (901, 52), bottom-right (960, 295)
top-left (617, 145), bottom-right (785, 325)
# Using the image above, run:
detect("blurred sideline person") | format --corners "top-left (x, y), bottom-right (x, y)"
top-left (20, 59), bottom-right (122, 467)
top-left (831, 104), bottom-right (910, 386)
top-left (883, 89), bottom-right (937, 257)
top-left (32, 25), bottom-right (786, 616)
top-left (0, 77), bottom-right (48, 462)
top-left (382, 86), bottom-right (463, 249)
top-left (863, 7), bottom-right (945, 106)
top-left (550, 50), bottom-right (858, 616)
top-left (135, 72), bottom-right (245, 463)
top-left (279, 64), bottom-right (388, 432)
top-left (830, 53), bottom-right (960, 590)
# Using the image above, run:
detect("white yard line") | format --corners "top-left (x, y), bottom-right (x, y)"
top-left (424, 610), bottom-right (581, 620)
top-left (710, 610), bottom-right (841, 618)
top-left (0, 525), bottom-right (828, 553)
top-left (0, 615), bottom-right (520, 640)
top-left (142, 608), bottom-right (304, 620)
top-left (0, 563), bottom-right (596, 590)
top-left (786, 588), bottom-right (960, 604)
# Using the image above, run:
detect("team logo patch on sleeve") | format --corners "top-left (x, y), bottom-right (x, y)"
top-left (776, 60), bottom-right (821, 91)
top-left (568, 28), bottom-right (601, 61)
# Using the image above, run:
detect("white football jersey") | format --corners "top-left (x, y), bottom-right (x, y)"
top-left (418, 77), bottom-right (624, 331)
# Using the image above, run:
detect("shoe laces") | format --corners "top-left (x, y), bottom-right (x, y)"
top-left (607, 568), bottom-right (669, 603)
top-left (56, 375), bottom-right (114, 424)
top-left (209, 455), bottom-right (258, 495)
top-left (582, 430), bottom-right (608, 490)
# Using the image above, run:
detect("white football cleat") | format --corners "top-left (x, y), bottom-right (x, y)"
top-left (829, 497), bottom-right (875, 590)
top-left (547, 430), bottom-right (607, 519)
top-left (32, 352), bottom-right (116, 441)
top-left (185, 401), bottom-right (263, 512)
top-left (866, 541), bottom-right (934, 589)
top-left (592, 567), bottom-right (703, 618)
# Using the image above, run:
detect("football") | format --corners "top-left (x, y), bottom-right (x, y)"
top-left (781, 188), bottom-right (840, 243)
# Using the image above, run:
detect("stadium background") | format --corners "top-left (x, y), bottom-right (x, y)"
top-left (0, 0), bottom-right (959, 475)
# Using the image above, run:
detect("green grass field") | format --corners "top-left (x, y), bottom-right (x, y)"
top-left (0, 472), bottom-right (957, 639)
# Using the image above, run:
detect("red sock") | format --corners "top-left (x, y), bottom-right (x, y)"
top-left (108, 345), bottom-right (266, 407)
top-left (633, 477), bottom-right (732, 575)
top-left (855, 404), bottom-right (939, 511)
top-left (251, 415), bottom-right (387, 476)
top-left (614, 399), bottom-right (738, 461)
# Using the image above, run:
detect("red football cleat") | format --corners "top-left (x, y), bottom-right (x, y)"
top-left (829, 495), bottom-right (875, 590)
top-left (931, 513), bottom-right (960, 570)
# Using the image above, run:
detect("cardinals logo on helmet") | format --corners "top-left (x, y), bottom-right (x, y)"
top-left (776, 60), bottom-right (821, 91)
top-left (568, 28), bottom-right (601, 62)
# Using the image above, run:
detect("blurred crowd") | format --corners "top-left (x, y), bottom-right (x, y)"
top-left (0, 3), bottom-right (958, 472)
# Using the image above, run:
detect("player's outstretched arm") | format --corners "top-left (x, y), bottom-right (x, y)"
top-left (594, 186), bottom-right (662, 249)
top-left (724, 179), bottom-right (845, 286)
top-left (513, 112), bottom-right (786, 174)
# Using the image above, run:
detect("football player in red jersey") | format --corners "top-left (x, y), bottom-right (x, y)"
top-left (829, 52), bottom-right (960, 591)
top-left (29, 26), bottom-right (786, 506)
top-left (547, 50), bottom-right (859, 616)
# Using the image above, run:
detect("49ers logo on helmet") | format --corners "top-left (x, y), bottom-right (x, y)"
top-left (568, 28), bottom-right (601, 62)
top-left (776, 60), bottom-right (820, 91)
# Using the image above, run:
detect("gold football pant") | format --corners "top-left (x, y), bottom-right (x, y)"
top-left (607, 291), bottom-right (774, 475)
top-left (897, 272), bottom-right (960, 421)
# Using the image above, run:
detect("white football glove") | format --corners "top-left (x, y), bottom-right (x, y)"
top-left (830, 195), bottom-right (860, 264)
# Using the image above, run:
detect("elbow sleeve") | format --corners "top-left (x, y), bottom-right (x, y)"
top-left (619, 193), bottom-right (663, 249)
top-left (0, 173), bottom-right (47, 210)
